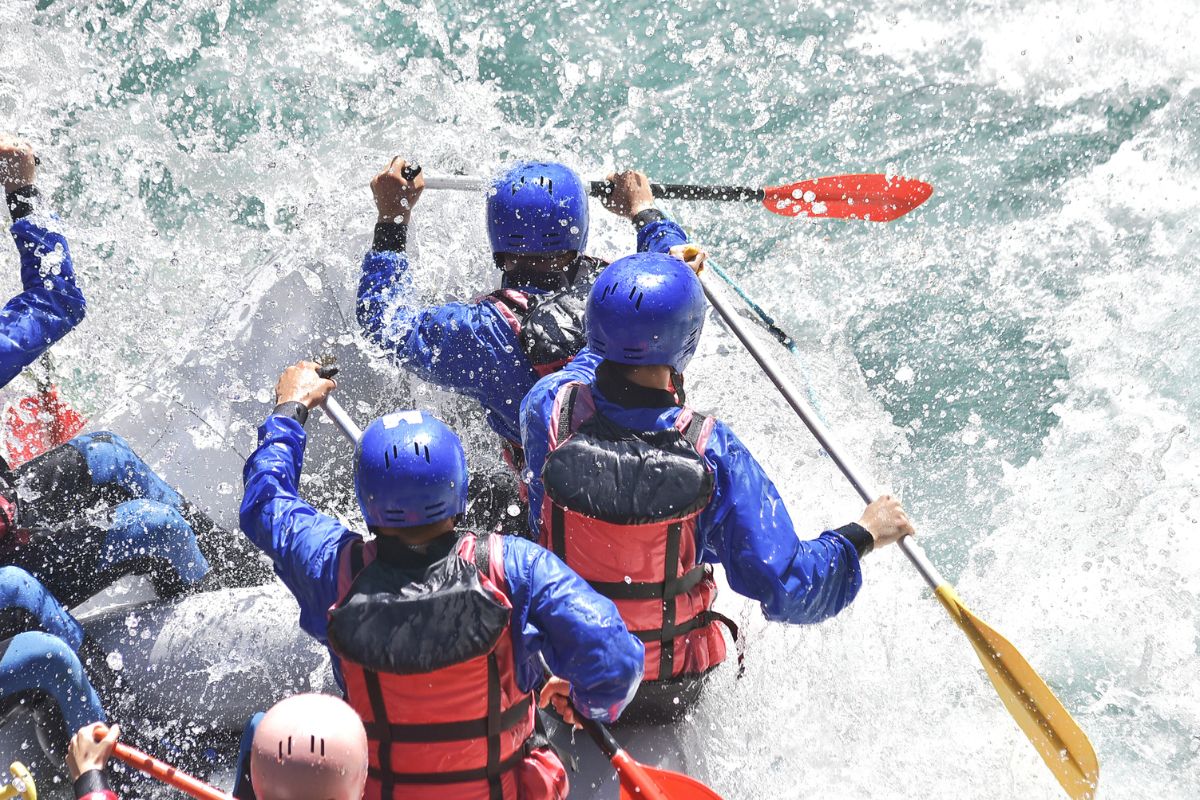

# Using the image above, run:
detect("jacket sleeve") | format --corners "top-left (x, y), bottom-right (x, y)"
top-left (519, 346), bottom-right (603, 532)
top-left (356, 249), bottom-right (534, 398)
top-left (0, 218), bottom-right (87, 387)
top-left (503, 537), bottom-right (644, 723)
top-left (699, 423), bottom-right (864, 624)
top-left (637, 215), bottom-right (689, 254)
top-left (239, 414), bottom-right (358, 643)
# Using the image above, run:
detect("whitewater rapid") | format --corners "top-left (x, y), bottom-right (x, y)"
top-left (2, 0), bottom-right (1198, 797)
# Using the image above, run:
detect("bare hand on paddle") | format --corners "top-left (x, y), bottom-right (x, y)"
top-left (276, 360), bottom-right (337, 409)
top-left (602, 170), bottom-right (655, 219)
top-left (372, 157), bottom-right (425, 224)
top-left (857, 494), bottom-right (914, 549)
top-left (672, 243), bottom-right (707, 275)
top-left (67, 722), bottom-right (119, 780)
top-left (538, 676), bottom-right (582, 728)
top-left (0, 135), bottom-right (37, 193)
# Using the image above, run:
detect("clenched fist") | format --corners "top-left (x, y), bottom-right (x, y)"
top-left (0, 135), bottom-right (37, 193)
top-left (857, 494), bottom-right (915, 549)
top-left (372, 157), bottom-right (424, 224)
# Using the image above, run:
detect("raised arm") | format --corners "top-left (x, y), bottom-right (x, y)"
top-left (0, 136), bottom-right (87, 388)
top-left (239, 361), bottom-right (357, 643)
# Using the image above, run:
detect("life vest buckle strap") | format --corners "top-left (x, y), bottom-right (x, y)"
top-left (367, 748), bottom-right (527, 785)
top-left (360, 696), bottom-right (533, 743)
top-left (588, 564), bottom-right (710, 601)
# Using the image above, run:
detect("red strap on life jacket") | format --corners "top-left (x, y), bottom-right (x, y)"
top-left (336, 533), bottom-right (533, 800)
top-left (545, 383), bottom-right (734, 680)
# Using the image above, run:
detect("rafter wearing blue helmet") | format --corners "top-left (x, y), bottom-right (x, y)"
top-left (240, 360), bottom-right (644, 799)
top-left (356, 161), bottom-right (693, 526)
top-left (520, 253), bottom-right (916, 723)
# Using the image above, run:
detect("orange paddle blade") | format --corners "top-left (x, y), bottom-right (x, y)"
top-left (762, 174), bottom-right (933, 221)
top-left (613, 751), bottom-right (724, 800)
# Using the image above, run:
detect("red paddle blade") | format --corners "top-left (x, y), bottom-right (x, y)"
top-left (4, 387), bottom-right (86, 465)
top-left (614, 752), bottom-right (724, 800)
top-left (763, 174), bottom-right (933, 222)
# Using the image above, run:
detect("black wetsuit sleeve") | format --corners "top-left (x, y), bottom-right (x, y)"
top-left (270, 401), bottom-right (309, 426)
top-left (372, 220), bottom-right (408, 253)
top-left (73, 769), bottom-right (116, 800)
top-left (631, 207), bottom-right (667, 231)
top-left (5, 185), bottom-right (38, 220)
top-left (835, 522), bottom-right (874, 559)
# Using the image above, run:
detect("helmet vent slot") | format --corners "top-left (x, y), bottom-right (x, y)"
top-left (634, 291), bottom-right (644, 310)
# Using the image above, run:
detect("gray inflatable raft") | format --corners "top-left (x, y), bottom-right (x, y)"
top-left (0, 255), bottom-right (676, 798)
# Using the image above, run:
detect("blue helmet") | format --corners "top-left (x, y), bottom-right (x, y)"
top-left (487, 162), bottom-right (589, 259)
top-left (586, 252), bottom-right (707, 372)
top-left (353, 410), bottom-right (469, 529)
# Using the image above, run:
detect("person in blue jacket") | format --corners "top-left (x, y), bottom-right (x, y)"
top-left (0, 135), bottom-right (267, 762)
top-left (0, 135), bottom-right (267, 607)
top-left (521, 252), bottom-right (915, 721)
top-left (0, 566), bottom-right (107, 759)
top-left (240, 360), bottom-right (644, 798)
top-left (356, 161), bottom-right (702, 530)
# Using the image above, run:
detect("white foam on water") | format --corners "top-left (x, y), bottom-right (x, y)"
top-left (3, 0), bottom-right (1199, 797)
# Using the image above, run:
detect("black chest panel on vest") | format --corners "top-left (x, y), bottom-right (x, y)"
top-left (518, 281), bottom-right (589, 368)
top-left (328, 551), bottom-right (510, 675)
top-left (543, 412), bottom-right (714, 525)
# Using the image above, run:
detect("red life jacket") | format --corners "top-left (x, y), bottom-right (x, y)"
top-left (328, 533), bottom-right (566, 800)
top-left (481, 258), bottom-right (602, 477)
top-left (537, 383), bottom-right (734, 683)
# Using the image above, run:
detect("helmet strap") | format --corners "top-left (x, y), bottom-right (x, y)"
top-left (671, 370), bottom-right (687, 405)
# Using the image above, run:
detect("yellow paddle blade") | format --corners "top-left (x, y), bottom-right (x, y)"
top-left (2, 763), bottom-right (36, 800)
top-left (935, 585), bottom-right (1099, 799)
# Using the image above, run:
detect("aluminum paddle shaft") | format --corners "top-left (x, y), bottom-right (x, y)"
top-left (695, 259), bottom-right (1099, 799)
top-left (695, 268), bottom-right (942, 588)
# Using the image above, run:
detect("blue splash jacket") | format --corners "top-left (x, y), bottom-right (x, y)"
top-left (521, 357), bottom-right (870, 626)
top-left (1, 217), bottom-right (87, 388)
top-left (239, 414), bottom-right (645, 722)
top-left (356, 217), bottom-right (688, 445)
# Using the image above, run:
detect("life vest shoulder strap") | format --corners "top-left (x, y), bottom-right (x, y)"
top-left (675, 407), bottom-right (716, 455)
top-left (548, 381), bottom-right (596, 451)
top-left (478, 288), bottom-right (531, 338)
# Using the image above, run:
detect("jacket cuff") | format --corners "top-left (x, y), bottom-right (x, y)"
top-left (271, 401), bottom-right (309, 426)
top-left (74, 769), bottom-right (116, 800)
top-left (835, 522), bottom-right (874, 559)
top-left (5, 185), bottom-right (38, 220)
top-left (372, 220), bottom-right (408, 252)
top-left (631, 207), bottom-right (666, 231)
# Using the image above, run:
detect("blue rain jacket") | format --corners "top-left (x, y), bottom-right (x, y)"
top-left (1, 217), bottom-right (87, 389)
top-left (356, 218), bottom-right (688, 445)
top-left (239, 414), bottom-right (644, 722)
top-left (521, 355), bottom-right (865, 625)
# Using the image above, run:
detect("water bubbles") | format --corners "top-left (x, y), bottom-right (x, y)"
top-left (107, 651), bottom-right (124, 671)
top-left (623, 575), bottom-right (632, 584)
top-left (894, 365), bottom-right (915, 384)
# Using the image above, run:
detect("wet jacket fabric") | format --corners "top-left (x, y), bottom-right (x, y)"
top-left (239, 414), bottom-right (644, 722)
top-left (355, 217), bottom-right (688, 445)
top-left (1, 217), bottom-right (87, 390)
top-left (521, 360), bottom-right (867, 626)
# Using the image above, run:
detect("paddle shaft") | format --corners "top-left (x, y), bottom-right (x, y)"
top-left (92, 726), bottom-right (229, 800)
top-left (321, 396), bottom-right (362, 444)
top-left (422, 175), bottom-right (762, 203)
top-left (697, 269), bottom-right (943, 589)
